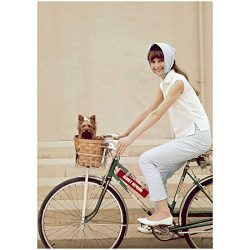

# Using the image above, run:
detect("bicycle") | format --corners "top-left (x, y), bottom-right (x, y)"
top-left (38, 135), bottom-right (213, 248)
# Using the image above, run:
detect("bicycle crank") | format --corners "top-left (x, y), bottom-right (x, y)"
top-left (152, 225), bottom-right (176, 241)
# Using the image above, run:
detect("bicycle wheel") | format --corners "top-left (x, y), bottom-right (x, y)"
top-left (38, 176), bottom-right (128, 248)
top-left (180, 176), bottom-right (213, 248)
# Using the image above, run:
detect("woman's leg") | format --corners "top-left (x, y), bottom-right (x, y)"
top-left (149, 199), bottom-right (171, 220)
top-left (139, 128), bottom-right (211, 221)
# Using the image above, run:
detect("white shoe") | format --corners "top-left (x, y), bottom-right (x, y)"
top-left (137, 216), bottom-right (173, 227)
top-left (137, 224), bottom-right (152, 234)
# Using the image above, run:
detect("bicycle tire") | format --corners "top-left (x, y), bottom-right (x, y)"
top-left (180, 176), bottom-right (213, 248)
top-left (38, 176), bottom-right (128, 248)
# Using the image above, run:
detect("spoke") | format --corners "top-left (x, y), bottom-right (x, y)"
top-left (83, 227), bottom-right (95, 248)
top-left (95, 231), bottom-right (111, 247)
top-left (87, 185), bottom-right (100, 209)
top-left (49, 195), bottom-right (79, 219)
top-left (88, 225), bottom-right (119, 238)
top-left (72, 225), bottom-right (81, 248)
top-left (62, 188), bottom-right (80, 216)
top-left (40, 179), bottom-right (124, 248)
top-left (100, 224), bottom-right (121, 234)
top-left (45, 209), bottom-right (79, 221)
top-left (82, 229), bottom-right (88, 248)
top-left (100, 196), bottom-right (118, 209)
top-left (80, 226), bottom-right (85, 248)
top-left (44, 210), bottom-right (77, 223)
top-left (88, 227), bottom-right (112, 247)
top-left (88, 225), bottom-right (103, 248)
top-left (74, 183), bottom-right (82, 218)
top-left (56, 224), bottom-right (79, 248)
top-left (90, 212), bottom-right (122, 224)
top-left (68, 184), bottom-right (81, 217)
top-left (185, 181), bottom-right (213, 248)
top-left (46, 221), bottom-right (78, 239)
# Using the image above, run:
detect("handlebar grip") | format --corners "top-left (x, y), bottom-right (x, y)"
top-left (102, 134), bottom-right (119, 139)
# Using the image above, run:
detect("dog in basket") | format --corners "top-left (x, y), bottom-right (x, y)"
top-left (78, 114), bottom-right (97, 140)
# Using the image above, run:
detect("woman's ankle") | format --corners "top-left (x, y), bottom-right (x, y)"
top-left (158, 211), bottom-right (172, 218)
top-left (147, 211), bottom-right (172, 221)
top-left (156, 199), bottom-right (171, 215)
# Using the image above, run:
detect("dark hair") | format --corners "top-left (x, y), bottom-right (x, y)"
top-left (147, 44), bottom-right (164, 61)
top-left (147, 44), bottom-right (199, 95)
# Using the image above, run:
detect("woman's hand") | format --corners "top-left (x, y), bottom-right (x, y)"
top-left (116, 135), bottom-right (134, 155)
top-left (116, 132), bottom-right (129, 140)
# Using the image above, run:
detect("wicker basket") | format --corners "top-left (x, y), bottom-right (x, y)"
top-left (74, 135), bottom-right (104, 168)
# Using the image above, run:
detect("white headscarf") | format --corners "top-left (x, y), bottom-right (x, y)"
top-left (148, 42), bottom-right (176, 75)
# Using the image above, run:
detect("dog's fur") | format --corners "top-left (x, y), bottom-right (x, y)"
top-left (78, 114), bottom-right (97, 139)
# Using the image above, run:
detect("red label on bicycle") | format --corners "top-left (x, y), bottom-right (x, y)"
top-left (117, 169), bottom-right (149, 198)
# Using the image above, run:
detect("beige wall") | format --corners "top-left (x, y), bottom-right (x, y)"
top-left (38, 1), bottom-right (212, 141)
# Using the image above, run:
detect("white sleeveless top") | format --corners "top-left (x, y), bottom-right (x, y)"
top-left (160, 69), bottom-right (210, 138)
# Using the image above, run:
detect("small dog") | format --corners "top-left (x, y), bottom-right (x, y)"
top-left (78, 114), bottom-right (97, 140)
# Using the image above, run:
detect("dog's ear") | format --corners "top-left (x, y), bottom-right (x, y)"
top-left (78, 114), bottom-right (84, 124)
top-left (90, 115), bottom-right (96, 124)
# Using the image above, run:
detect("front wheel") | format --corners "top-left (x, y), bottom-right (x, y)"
top-left (180, 176), bottom-right (213, 248)
top-left (38, 176), bottom-right (128, 248)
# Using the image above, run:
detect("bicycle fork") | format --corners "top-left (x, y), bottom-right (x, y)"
top-left (81, 159), bottom-right (117, 224)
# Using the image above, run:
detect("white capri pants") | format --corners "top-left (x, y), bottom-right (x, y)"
top-left (139, 126), bottom-right (211, 202)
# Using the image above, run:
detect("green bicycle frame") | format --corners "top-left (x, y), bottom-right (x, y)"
top-left (85, 157), bottom-right (152, 222)
top-left (85, 158), bottom-right (118, 222)
top-left (85, 158), bottom-right (212, 231)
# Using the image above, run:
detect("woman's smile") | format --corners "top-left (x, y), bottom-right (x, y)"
top-left (150, 58), bottom-right (165, 78)
top-left (154, 68), bottom-right (164, 73)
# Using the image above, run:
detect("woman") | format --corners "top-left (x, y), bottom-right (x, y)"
top-left (116, 43), bottom-right (211, 232)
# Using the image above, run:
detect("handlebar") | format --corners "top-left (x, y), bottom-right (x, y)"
top-left (102, 134), bottom-right (119, 140)
top-left (101, 134), bottom-right (119, 151)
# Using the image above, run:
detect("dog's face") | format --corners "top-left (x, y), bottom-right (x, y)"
top-left (78, 114), bottom-right (97, 139)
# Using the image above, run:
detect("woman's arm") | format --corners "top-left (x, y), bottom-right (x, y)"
top-left (117, 87), bottom-right (164, 139)
top-left (117, 80), bottom-right (184, 155)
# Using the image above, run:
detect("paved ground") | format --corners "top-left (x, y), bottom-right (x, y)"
top-left (119, 238), bottom-right (189, 248)
top-left (37, 238), bottom-right (189, 249)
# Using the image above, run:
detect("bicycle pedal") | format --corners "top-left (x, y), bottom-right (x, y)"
top-left (153, 225), bottom-right (170, 233)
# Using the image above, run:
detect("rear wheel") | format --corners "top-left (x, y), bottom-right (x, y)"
top-left (38, 177), bottom-right (128, 248)
top-left (180, 176), bottom-right (213, 248)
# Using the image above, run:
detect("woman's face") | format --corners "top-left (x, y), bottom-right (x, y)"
top-left (149, 57), bottom-right (165, 78)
